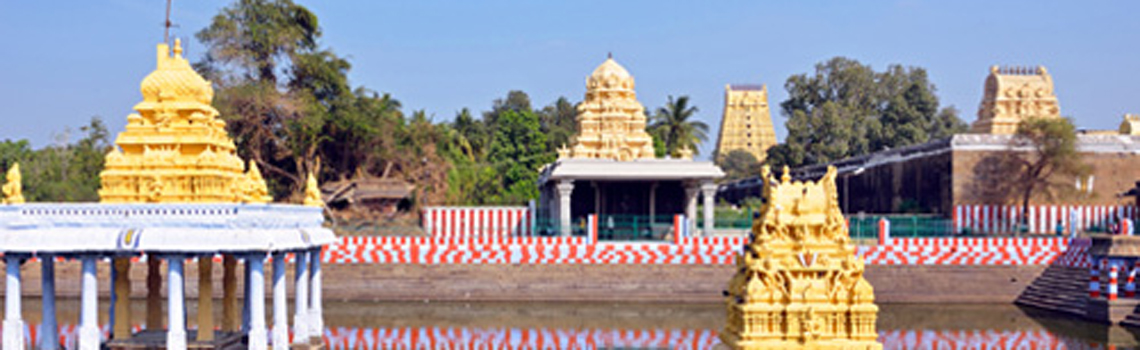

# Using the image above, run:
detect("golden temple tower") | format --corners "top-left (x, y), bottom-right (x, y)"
top-left (970, 65), bottom-right (1061, 134)
top-left (721, 166), bottom-right (881, 350)
top-left (715, 84), bottom-right (777, 163)
top-left (98, 39), bottom-right (270, 203)
top-left (559, 56), bottom-right (656, 161)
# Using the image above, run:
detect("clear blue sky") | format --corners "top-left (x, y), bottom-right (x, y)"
top-left (2, 1), bottom-right (1138, 160)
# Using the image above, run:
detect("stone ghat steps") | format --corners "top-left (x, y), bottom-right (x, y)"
top-left (1015, 264), bottom-right (1090, 317)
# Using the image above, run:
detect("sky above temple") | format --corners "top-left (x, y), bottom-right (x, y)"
top-left (1, 1), bottom-right (1138, 160)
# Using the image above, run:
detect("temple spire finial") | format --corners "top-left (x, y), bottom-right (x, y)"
top-left (164, 0), bottom-right (173, 44)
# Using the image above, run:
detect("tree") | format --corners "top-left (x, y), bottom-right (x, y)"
top-left (717, 150), bottom-right (760, 180)
top-left (538, 97), bottom-right (578, 152)
top-left (484, 109), bottom-right (552, 204)
top-left (649, 95), bottom-right (708, 157)
top-left (1009, 117), bottom-right (1090, 226)
top-left (769, 57), bottom-right (965, 168)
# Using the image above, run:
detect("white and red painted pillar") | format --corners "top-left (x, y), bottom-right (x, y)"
top-left (878, 218), bottom-right (890, 246)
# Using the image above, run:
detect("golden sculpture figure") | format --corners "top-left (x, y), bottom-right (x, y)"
top-left (303, 170), bottom-right (322, 207)
top-left (721, 165), bottom-right (881, 350)
top-left (2, 163), bottom-right (25, 205)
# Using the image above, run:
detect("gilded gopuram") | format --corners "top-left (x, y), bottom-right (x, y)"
top-left (721, 166), bottom-right (881, 350)
top-left (98, 39), bottom-right (271, 204)
top-left (970, 65), bottom-right (1061, 134)
top-left (559, 56), bottom-right (658, 161)
top-left (715, 84), bottom-right (777, 162)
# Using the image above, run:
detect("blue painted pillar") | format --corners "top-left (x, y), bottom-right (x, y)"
top-left (40, 256), bottom-right (57, 350)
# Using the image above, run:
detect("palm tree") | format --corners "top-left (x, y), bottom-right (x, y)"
top-left (649, 95), bottom-right (708, 157)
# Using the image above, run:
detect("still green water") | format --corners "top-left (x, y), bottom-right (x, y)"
top-left (9, 300), bottom-right (1138, 349)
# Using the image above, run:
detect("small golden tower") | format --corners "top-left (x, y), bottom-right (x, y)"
top-left (563, 56), bottom-right (656, 161)
top-left (98, 39), bottom-right (269, 203)
top-left (721, 166), bottom-right (881, 350)
top-left (971, 65), bottom-right (1061, 135)
top-left (2, 163), bottom-right (24, 204)
top-left (716, 84), bottom-right (777, 163)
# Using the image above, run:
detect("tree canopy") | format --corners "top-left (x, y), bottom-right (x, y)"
top-left (766, 57), bottom-right (967, 168)
top-left (649, 95), bottom-right (709, 157)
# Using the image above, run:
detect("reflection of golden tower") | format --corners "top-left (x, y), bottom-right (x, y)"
top-left (98, 40), bottom-right (270, 204)
top-left (561, 56), bottom-right (656, 161)
top-left (716, 84), bottom-right (777, 163)
top-left (970, 66), bottom-right (1061, 135)
top-left (721, 166), bottom-right (881, 350)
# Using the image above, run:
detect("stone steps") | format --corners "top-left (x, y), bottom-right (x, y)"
top-left (1014, 264), bottom-right (1089, 317)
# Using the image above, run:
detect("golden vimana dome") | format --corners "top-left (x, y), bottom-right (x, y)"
top-left (98, 40), bottom-right (271, 204)
top-left (561, 57), bottom-right (657, 161)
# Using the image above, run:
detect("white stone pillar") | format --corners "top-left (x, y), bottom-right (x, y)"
top-left (271, 253), bottom-right (288, 350)
top-left (684, 183), bottom-right (699, 235)
top-left (246, 254), bottom-right (267, 350)
top-left (79, 257), bottom-right (100, 350)
top-left (40, 257), bottom-right (58, 350)
top-left (292, 251), bottom-right (310, 344)
top-left (308, 247), bottom-right (323, 343)
top-left (557, 180), bottom-right (574, 237)
top-left (701, 181), bottom-right (718, 237)
top-left (4, 256), bottom-right (24, 350)
top-left (166, 257), bottom-right (186, 350)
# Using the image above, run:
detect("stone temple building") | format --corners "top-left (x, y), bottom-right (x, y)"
top-left (715, 84), bottom-right (777, 163)
top-left (539, 57), bottom-right (724, 237)
top-left (720, 65), bottom-right (1140, 220)
top-left (970, 66), bottom-right (1061, 134)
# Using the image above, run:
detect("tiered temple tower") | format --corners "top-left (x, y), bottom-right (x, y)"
top-left (715, 84), bottom-right (777, 163)
top-left (721, 166), bottom-right (881, 350)
top-left (560, 57), bottom-right (657, 161)
top-left (970, 65), bottom-right (1061, 135)
top-left (98, 39), bottom-right (270, 204)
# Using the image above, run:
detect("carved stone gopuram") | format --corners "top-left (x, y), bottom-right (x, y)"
top-left (721, 166), bottom-right (881, 350)
top-left (98, 39), bottom-right (270, 204)
top-left (715, 84), bottom-right (777, 163)
top-left (970, 65), bottom-right (1061, 135)
top-left (559, 56), bottom-right (656, 161)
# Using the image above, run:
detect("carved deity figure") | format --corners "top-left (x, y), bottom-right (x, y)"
top-left (303, 170), bottom-right (322, 207)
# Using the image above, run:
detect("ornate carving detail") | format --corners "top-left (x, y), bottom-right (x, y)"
top-left (971, 65), bottom-right (1061, 135)
top-left (2, 163), bottom-right (25, 205)
top-left (98, 40), bottom-right (270, 204)
top-left (564, 57), bottom-right (656, 161)
top-left (721, 166), bottom-right (881, 350)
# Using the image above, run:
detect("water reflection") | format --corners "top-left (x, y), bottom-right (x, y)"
top-left (7, 300), bottom-right (1140, 349)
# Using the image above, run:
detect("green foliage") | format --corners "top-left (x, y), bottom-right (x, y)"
top-left (485, 110), bottom-right (552, 204)
top-left (1, 117), bottom-right (111, 202)
top-left (649, 95), bottom-right (709, 157)
top-left (1010, 117), bottom-right (1090, 209)
top-left (767, 57), bottom-right (965, 168)
top-left (443, 91), bottom-right (566, 205)
top-left (717, 149), bottom-right (760, 180)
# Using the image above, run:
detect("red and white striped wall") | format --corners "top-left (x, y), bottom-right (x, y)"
top-left (422, 206), bottom-right (532, 238)
top-left (954, 205), bottom-right (1137, 235)
top-left (1, 322), bottom-right (1091, 350)
top-left (323, 235), bottom-right (1079, 266)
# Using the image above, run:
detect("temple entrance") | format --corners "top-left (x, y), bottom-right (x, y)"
top-left (568, 180), bottom-right (686, 241)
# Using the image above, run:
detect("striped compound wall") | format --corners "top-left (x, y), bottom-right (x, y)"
top-left (323, 235), bottom-right (1076, 266)
top-left (955, 204), bottom-right (1137, 235)
top-left (422, 206), bottom-right (533, 238)
top-left (0, 323), bottom-right (1106, 350)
